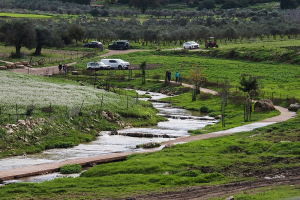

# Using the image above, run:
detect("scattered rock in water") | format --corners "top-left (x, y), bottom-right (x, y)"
top-left (254, 99), bottom-right (275, 112)
top-left (225, 196), bottom-right (234, 200)
top-left (110, 130), bottom-right (118, 135)
top-left (142, 142), bottom-right (161, 149)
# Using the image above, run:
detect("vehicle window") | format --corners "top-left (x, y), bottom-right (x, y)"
top-left (109, 60), bottom-right (117, 63)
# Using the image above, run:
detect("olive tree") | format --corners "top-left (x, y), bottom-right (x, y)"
top-left (0, 20), bottom-right (36, 58)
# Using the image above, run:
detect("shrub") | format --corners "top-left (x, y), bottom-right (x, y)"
top-left (200, 105), bottom-right (209, 113)
top-left (60, 164), bottom-right (82, 174)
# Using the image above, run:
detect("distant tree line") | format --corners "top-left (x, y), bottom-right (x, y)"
top-left (1, 9), bottom-right (300, 58)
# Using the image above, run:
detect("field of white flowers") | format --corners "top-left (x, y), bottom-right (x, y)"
top-left (0, 71), bottom-right (133, 113)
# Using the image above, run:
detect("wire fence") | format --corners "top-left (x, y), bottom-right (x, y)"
top-left (0, 93), bottom-right (140, 126)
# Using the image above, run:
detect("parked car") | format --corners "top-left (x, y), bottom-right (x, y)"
top-left (100, 59), bottom-right (130, 70)
top-left (86, 61), bottom-right (110, 70)
top-left (108, 40), bottom-right (130, 50)
top-left (84, 41), bottom-right (103, 48)
top-left (183, 41), bottom-right (199, 49)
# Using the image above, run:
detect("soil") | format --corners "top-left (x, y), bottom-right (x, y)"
top-left (130, 175), bottom-right (300, 200)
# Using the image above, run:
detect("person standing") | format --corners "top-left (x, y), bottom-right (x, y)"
top-left (58, 63), bottom-right (62, 72)
top-left (165, 69), bottom-right (169, 82)
top-left (175, 71), bottom-right (179, 83)
top-left (168, 70), bottom-right (171, 82)
top-left (63, 64), bottom-right (67, 73)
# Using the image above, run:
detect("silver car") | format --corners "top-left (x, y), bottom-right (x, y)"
top-left (86, 62), bottom-right (110, 70)
top-left (183, 41), bottom-right (199, 49)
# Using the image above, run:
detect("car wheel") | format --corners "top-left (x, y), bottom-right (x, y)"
top-left (108, 47), bottom-right (112, 50)
top-left (118, 66), bottom-right (122, 70)
top-left (87, 67), bottom-right (91, 70)
top-left (189, 46), bottom-right (192, 49)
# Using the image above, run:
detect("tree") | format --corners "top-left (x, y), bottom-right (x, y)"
top-left (197, 0), bottom-right (216, 11)
top-left (129, 0), bottom-right (160, 14)
top-left (140, 60), bottom-right (147, 84)
top-left (0, 20), bottom-right (36, 58)
top-left (239, 75), bottom-right (259, 94)
top-left (188, 66), bottom-right (206, 101)
top-left (67, 23), bottom-right (85, 45)
top-left (33, 26), bottom-right (52, 56)
top-left (280, 0), bottom-right (298, 9)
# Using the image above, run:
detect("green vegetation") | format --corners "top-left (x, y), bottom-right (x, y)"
top-left (1, 114), bottom-right (300, 199)
top-left (0, 13), bottom-right (53, 18)
top-left (60, 164), bottom-right (82, 174)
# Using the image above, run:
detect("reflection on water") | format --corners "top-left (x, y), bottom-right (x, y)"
top-left (0, 91), bottom-right (218, 183)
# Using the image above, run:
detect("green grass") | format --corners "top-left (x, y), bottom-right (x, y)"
top-left (1, 114), bottom-right (300, 199)
top-left (0, 13), bottom-right (53, 18)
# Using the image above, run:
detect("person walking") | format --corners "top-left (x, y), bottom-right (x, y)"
top-left (168, 70), bottom-right (171, 82)
top-left (175, 71), bottom-right (179, 83)
top-left (165, 69), bottom-right (170, 82)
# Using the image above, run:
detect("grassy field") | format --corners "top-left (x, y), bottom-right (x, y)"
top-left (0, 114), bottom-right (299, 199)
top-left (0, 13), bottom-right (54, 18)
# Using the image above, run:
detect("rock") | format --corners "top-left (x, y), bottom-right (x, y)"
top-left (254, 99), bottom-right (275, 112)
top-left (18, 120), bottom-right (26, 126)
top-left (0, 66), bottom-right (7, 70)
top-left (142, 142), bottom-right (161, 148)
top-left (6, 64), bottom-right (15, 69)
top-left (16, 64), bottom-right (25, 68)
top-left (288, 103), bottom-right (299, 112)
top-left (225, 196), bottom-right (234, 200)
top-left (106, 110), bottom-right (114, 119)
top-left (72, 71), bottom-right (78, 75)
top-left (163, 143), bottom-right (174, 148)
top-left (7, 129), bottom-right (14, 134)
top-left (215, 115), bottom-right (222, 119)
top-left (22, 61), bottom-right (29, 66)
top-left (14, 62), bottom-right (21, 65)
top-left (110, 130), bottom-right (118, 135)
top-left (80, 82), bottom-right (85, 86)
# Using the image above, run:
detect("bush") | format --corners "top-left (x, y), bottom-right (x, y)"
top-left (200, 106), bottom-right (209, 113)
top-left (60, 164), bottom-right (82, 174)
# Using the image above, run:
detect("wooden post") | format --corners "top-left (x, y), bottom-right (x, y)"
top-left (100, 95), bottom-right (103, 112)
top-left (136, 93), bottom-right (138, 105)
top-left (49, 102), bottom-right (51, 118)
top-left (16, 104), bottom-right (18, 122)
top-left (127, 96), bottom-right (129, 109)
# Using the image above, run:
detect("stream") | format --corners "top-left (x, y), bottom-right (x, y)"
top-left (0, 91), bottom-right (218, 184)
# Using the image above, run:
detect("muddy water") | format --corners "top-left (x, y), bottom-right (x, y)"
top-left (0, 91), bottom-right (218, 183)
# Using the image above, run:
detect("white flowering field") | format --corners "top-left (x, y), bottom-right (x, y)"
top-left (0, 71), bottom-right (135, 115)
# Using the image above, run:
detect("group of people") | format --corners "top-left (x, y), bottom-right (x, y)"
top-left (166, 69), bottom-right (180, 83)
top-left (58, 63), bottom-right (67, 73)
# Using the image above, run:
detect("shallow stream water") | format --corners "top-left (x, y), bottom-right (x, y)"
top-left (1, 91), bottom-right (218, 183)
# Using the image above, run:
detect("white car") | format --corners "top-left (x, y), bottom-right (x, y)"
top-left (100, 59), bottom-right (130, 70)
top-left (86, 62), bottom-right (110, 70)
top-left (183, 41), bottom-right (199, 49)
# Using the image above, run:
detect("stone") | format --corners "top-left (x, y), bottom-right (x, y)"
top-left (16, 64), bottom-right (25, 68)
top-left (288, 103), bottom-right (299, 112)
top-left (254, 99), bottom-right (275, 112)
top-left (226, 196), bottom-right (234, 200)
top-left (0, 66), bottom-right (7, 70)
top-left (22, 61), bottom-right (29, 66)
top-left (215, 115), bottom-right (222, 119)
top-left (72, 71), bottom-right (78, 75)
top-left (18, 120), bottom-right (26, 126)
top-left (7, 129), bottom-right (14, 134)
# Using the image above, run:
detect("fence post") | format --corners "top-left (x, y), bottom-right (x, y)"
top-left (100, 95), bottom-right (103, 112)
top-left (49, 102), bottom-right (51, 118)
top-left (80, 100), bottom-right (84, 113)
top-left (136, 93), bottom-right (138, 105)
top-left (66, 105), bottom-right (68, 118)
top-left (16, 104), bottom-right (18, 122)
top-left (127, 96), bottom-right (129, 109)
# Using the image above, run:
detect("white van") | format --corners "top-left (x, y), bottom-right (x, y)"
top-left (100, 59), bottom-right (130, 70)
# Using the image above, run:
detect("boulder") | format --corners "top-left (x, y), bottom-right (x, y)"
top-left (254, 99), bottom-right (275, 112)
top-left (288, 103), bottom-right (300, 112)
top-left (0, 66), bottom-right (7, 70)
top-left (22, 61), bottom-right (29, 66)
top-left (6, 64), bottom-right (15, 69)
top-left (16, 64), bottom-right (25, 68)
top-left (215, 115), bottom-right (222, 119)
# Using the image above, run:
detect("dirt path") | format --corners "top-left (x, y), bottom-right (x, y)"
top-left (133, 175), bottom-right (300, 200)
